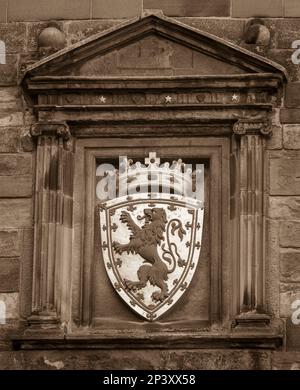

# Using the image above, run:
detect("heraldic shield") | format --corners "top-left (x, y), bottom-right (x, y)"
top-left (98, 154), bottom-right (204, 321)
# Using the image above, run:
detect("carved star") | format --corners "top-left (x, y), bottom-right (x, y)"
top-left (99, 96), bottom-right (106, 103)
top-left (165, 95), bottom-right (172, 103)
top-left (232, 93), bottom-right (239, 102)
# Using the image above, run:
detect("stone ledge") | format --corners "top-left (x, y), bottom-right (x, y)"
top-left (0, 348), bottom-right (272, 370)
top-left (12, 330), bottom-right (283, 351)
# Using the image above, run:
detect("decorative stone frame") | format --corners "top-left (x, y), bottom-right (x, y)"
top-left (14, 14), bottom-right (286, 349)
top-left (75, 138), bottom-right (228, 331)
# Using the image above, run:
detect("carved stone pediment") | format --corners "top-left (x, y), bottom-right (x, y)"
top-left (22, 13), bottom-right (287, 81)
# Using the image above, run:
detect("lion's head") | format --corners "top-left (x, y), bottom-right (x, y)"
top-left (143, 208), bottom-right (167, 225)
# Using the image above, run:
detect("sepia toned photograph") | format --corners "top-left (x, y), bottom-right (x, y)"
top-left (0, 0), bottom-right (300, 380)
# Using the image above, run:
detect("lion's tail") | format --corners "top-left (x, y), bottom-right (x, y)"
top-left (161, 243), bottom-right (177, 274)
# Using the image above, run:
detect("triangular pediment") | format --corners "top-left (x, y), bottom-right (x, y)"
top-left (23, 13), bottom-right (287, 80)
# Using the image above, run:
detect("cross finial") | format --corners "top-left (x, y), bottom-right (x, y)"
top-left (145, 152), bottom-right (160, 166)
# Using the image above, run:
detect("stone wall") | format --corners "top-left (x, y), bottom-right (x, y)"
top-left (1, 0), bottom-right (300, 369)
top-left (1, 0), bottom-right (300, 20)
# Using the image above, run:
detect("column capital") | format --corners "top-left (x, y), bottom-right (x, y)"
top-left (31, 122), bottom-right (71, 141)
top-left (233, 119), bottom-right (272, 137)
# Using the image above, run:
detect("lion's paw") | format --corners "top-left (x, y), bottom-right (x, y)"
top-left (151, 290), bottom-right (169, 302)
top-left (124, 279), bottom-right (145, 291)
top-left (112, 241), bottom-right (123, 254)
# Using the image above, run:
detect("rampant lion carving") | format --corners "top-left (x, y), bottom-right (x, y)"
top-left (113, 208), bottom-right (174, 302)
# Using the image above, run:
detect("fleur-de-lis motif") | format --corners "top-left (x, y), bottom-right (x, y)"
top-left (101, 242), bottom-right (109, 250)
top-left (195, 241), bottom-right (201, 249)
top-left (180, 282), bottom-right (188, 291)
top-left (136, 292), bottom-right (145, 302)
top-left (111, 223), bottom-right (118, 232)
top-left (115, 258), bottom-right (122, 268)
top-left (127, 204), bottom-right (137, 212)
top-left (185, 221), bottom-right (192, 230)
top-left (146, 313), bottom-right (157, 321)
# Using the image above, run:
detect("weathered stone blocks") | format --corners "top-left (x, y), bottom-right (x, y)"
top-left (267, 126), bottom-right (283, 150)
top-left (0, 176), bottom-right (32, 197)
top-left (280, 221), bottom-right (300, 248)
top-left (280, 251), bottom-right (300, 282)
top-left (286, 319), bottom-right (300, 351)
top-left (280, 283), bottom-right (300, 317)
top-left (0, 88), bottom-right (22, 112)
top-left (286, 83), bottom-right (300, 108)
top-left (0, 23), bottom-right (26, 53)
top-left (232, 0), bottom-right (283, 18)
top-left (92, 0), bottom-right (142, 19)
top-left (65, 20), bottom-right (120, 46)
top-left (0, 128), bottom-right (20, 153)
top-left (0, 154), bottom-right (32, 175)
top-left (0, 349), bottom-right (271, 370)
top-left (285, 0), bottom-right (300, 17)
top-left (269, 197), bottom-right (300, 219)
top-left (0, 258), bottom-right (19, 292)
top-left (281, 109), bottom-right (300, 124)
top-left (283, 125), bottom-right (300, 149)
top-left (0, 55), bottom-right (18, 86)
top-left (273, 351), bottom-right (300, 369)
top-left (144, 0), bottom-right (230, 17)
top-left (7, 0), bottom-right (90, 22)
top-left (0, 292), bottom-right (19, 319)
top-left (270, 158), bottom-right (300, 195)
top-left (0, 0), bottom-right (7, 22)
top-left (177, 18), bottom-right (245, 44)
top-left (0, 112), bottom-right (23, 127)
top-left (0, 199), bottom-right (32, 228)
top-left (0, 230), bottom-right (20, 257)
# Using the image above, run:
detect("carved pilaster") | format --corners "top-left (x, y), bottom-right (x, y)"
top-left (233, 119), bottom-right (270, 327)
top-left (30, 122), bottom-right (74, 327)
